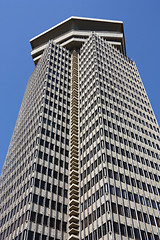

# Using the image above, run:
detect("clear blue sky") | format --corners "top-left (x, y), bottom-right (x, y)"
top-left (0, 0), bottom-right (160, 174)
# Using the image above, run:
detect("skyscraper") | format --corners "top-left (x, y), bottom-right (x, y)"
top-left (0, 16), bottom-right (160, 240)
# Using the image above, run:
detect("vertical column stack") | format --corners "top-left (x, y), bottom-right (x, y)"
top-left (68, 50), bottom-right (79, 240)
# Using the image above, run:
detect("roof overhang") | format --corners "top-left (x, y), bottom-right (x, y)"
top-left (30, 16), bottom-right (126, 65)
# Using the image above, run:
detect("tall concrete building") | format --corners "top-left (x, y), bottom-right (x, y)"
top-left (0, 17), bottom-right (160, 240)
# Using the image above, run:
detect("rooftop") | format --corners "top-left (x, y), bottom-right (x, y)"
top-left (30, 16), bottom-right (126, 65)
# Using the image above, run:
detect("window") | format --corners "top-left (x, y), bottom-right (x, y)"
top-left (35, 233), bottom-right (40, 240)
top-left (58, 187), bottom-right (62, 196)
top-left (122, 190), bottom-right (127, 199)
top-left (134, 194), bottom-right (139, 203)
top-left (118, 205), bottom-right (124, 215)
top-left (30, 211), bottom-right (36, 222)
top-left (110, 185), bottom-right (115, 195)
top-left (56, 220), bottom-right (61, 230)
top-left (134, 228), bottom-right (140, 239)
top-left (150, 215), bottom-right (155, 226)
top-left (102, 223), bottom-right (107, 235)
top-left (57, 203), bottom-right (61, 212)
top-left (143, 213), bottom-right (149, 224)
top-left (131, 209), bottom-right (136, 219)
top-left (47, 183), bottom-right (51, 191)
top-left (51, 201), bottom-right (56, 209)
top-left (98, 226), bottom-right (102, 238)
top-left (33, 194), bottom-right (38, 204)
top-left (113, 222), bottom-right (119, 234)
top-left (63, 204), bottom-right (67, 214)
top-left (42, 235), bottom-right (47, 240)
top-left (137, 211), bottom-right (143, 221)
top-left (64, 189), bottom-right (68, 198)
top-left (124, 207), bottom-right (130, 218)
top-left (112, 203), bottom-right (117, 213)
top-left (37, 213), bottom-right (42, 224)
top-left (41, 181), bottom-right (45, 189)
top-left (50, 217), bottom-right (55, 228)
top-left (120, 224), bottom-right (126, 236)
top-left (45, 198), bottom-right (49, 208)
top-left (39, 196), bottom-right (44, 206)
top-left (43, 216), bottom-right (48, 226)
top-left (116, 187), bottom-right (121, 197)
top-left (62, 221), bottom-right (67, 232)
top-left (52, 185), bottom-right (57, 193)
top-left (127, 226), bottom-right (133, 238)
top-left (35, 178), bottom-right (40, 187)
top-left (28, 231), bottom-right (34, 240)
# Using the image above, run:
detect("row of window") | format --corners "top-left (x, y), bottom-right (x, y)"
top-left (39, 139), bottom-right (69, 156)
top-left (1, 176), bottom-right (32, 215)
top-left (47, 79), bottom-right (71, 96)
top-left (32, 193), bottom-right (67, 213)
top-left (48, 67), bottom-right (71, 78)
top-left (43, 107), bottom-right (70, 124)
top-left (92, 35), bottom-right (146, 91)
top-left (96, 56), bottom-right (143, 93)
top-left (46, 81), bottom-right (70, 97)
top-left (50, 44), bottom-right (71, 61)
top-left (81, 169), bottom-right (103, 195)
top-left (81, 198), bottom-right (160, 232)
top-left (80, 87), bottom-right (158, 135)
top-left (80, 90), bottom-right (158, 142)
top-left (80, 66), bottom-right (147, 112)
top-left (112, 202), bottom-right (160, 227)
top-left (82, 220), bottom-right (159, 240)
top-left (107, 155), bottom-right (160, 195)
top-left (79, 57), bottom-right (158, 134)
top-left (49, 60), bottom-right (71, 70)
top-left (0, 194), bottom-right (31, 228)
top-left (44, 98), bottom-right (70, 113)
top-left (0, 47), bottom-right (49, 182)
top-left (81, 183), bottom-right (107, 212)
top-left (81, 110), bottom-right (158, 149)
top-left (81, 201), bottom-right (109, 229)
top-left (45, 91), bottom-right (70, 106)
top-left (0, 210), bottom-right (30, 239)
top-left (41, 117), bottom-right (70, 134)
top-left (0, 189), bottom-right (68, 229)
top-left (30, 211), bottom-right (67, 232)
top-left (81, 220), bottom-right (112, 240)
top-left (34, 178), bottom-right (68, 197)
top-left (0, 163), bottom-right (33, 204)
top-left (109, 183), bottom-right (160, 212)
top-left (81, 177), bottom-right (160, 214)
top-left (81, 148), bottom-right (159, 183)
top-left (81, 165), bottom-right (160, 210)
top-left (27, 230), bottom-right (60, 240)
top-left (38, 151), bottom-right (69, 169)
top-left (41, 131), bottom-right (69, 146)
top-left (108, 166), bottom-right (160, 196)
top-left (36, 164), bottom-right (68, 182)
top-left (81, 125), bottom-right (158, 158)
top-left (113, 221), bottom-right (159, 240)
top-left (81, 150), bottom-right (159, 182)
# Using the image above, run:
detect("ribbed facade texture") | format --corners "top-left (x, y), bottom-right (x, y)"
top-left (0, 17), bottom-right (160, 240)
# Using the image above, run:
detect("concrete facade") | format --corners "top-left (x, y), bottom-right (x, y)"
top-left (0, 17), bottom-right (160, 240)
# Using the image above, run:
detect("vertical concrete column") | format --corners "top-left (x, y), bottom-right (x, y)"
top-left (68, 50), bottom-right (79, 240)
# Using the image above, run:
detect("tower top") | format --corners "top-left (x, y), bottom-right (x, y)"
top-left (30, 16), bottom-right (126, 65)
